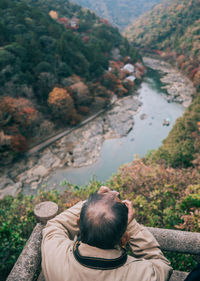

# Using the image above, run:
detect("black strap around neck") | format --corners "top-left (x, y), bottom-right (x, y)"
top-left (73, 241), bottom-right (127, 270)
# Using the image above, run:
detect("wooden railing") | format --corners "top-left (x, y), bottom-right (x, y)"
top-left (6, 201), bottom-right (200, 281)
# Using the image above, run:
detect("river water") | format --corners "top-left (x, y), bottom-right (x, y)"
top-left (46, 69), bottom-right (184, 189)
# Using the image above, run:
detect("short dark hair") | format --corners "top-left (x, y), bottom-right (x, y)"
top-left (79, 193), bottom-right (128, 249)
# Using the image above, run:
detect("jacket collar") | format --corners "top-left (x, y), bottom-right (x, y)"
top-left (73, 241), bottom-right (127, 270)
top-left (77, 241), bottom-right (124, 259)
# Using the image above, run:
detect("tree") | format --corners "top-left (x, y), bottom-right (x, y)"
top-left (48, 87), bottom-right (75, 122)
top-left (70, 81), bottom-right (92, 106)
top-left (101, 72), bottom-right (119, 91)
top-left (0, 50), bottom-right (15, 68)
top-left (0, 97), bottom-right (38, 133)
top-left (193, 70), bottom-right (200, 90)
top-left (10, 134), bottom-right (28, 152)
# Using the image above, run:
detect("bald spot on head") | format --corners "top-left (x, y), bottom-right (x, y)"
top-left (79, 192), bottom-right (128, 249)
top-left (86, 198), bottom-right (115, 225)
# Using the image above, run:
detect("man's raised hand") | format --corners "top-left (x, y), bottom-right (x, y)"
top-left (122, 200), bottom-right (135, 224)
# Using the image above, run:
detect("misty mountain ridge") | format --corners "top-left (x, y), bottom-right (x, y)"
top-left (71, 0), bottom-right (162, 30)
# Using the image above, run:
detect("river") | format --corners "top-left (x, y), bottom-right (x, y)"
top-left (0, 59), bottom-right (194, 199)
top-left (46, 68), bottom-right (184, 190)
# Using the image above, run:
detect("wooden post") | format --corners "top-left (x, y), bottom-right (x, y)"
top-left (6, 201), bottom-right (58, 281)
top-left (34, 201), bottom-right (58, 224)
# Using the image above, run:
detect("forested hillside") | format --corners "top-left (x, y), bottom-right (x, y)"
top-left (1, 2), bottom-right (200, 279)
top-left (71, 0), bottom-right (161, 30)
top-left (125, 0), bottom-right (200, 91)
top-left (0, 0), bottom-right (142, 164)
top-left (124, 0), bottom-right (200, 167)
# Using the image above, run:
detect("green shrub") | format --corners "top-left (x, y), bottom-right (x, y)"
top-left (0, 195), bottom-right (36, 280)
top-left (182, 194), bottom-right (200, 209)
top-left (1, 170), bottom-right (200, 279)
top-left (151, 95), bottom-right (200, 168)
top-left (0, 189), bottom-right (79, 280)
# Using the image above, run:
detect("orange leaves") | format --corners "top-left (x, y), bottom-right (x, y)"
top-left (102, 72), bottom-right (119, 91)
top-left (109, 60), bottom-right (123, 72)
top-left (17, 106), bottom-right (37, 127)
top-left (23, 107), bottom-right (36, 115)
top-left (175, 211), bottom-right (200, 232)
top-left (115, 84), bottom-right (128, 97)
top-left (48, 87), bottom-right (71, 106)
top-left (197, 121), bottom-right (200, 132)
top-left (49, 10), bottom-right (58, 20)
top-left (48, 87), bottom-right (75, 121)
top-left (176, 55), bottom-right (185, 65)
top-left (110, 158), bottom-right (200, 231)
top-left (116, 159), bottom-right (199, 198)
top-left (123, 80), bottom-right (135, 93)
top-left (0, 96), bottom-right (37, 129)
top-left (65, 198), bottom-right (80, 209)
top-left (175, 213), bottom-right (194, 231)
top-left (0, 97), bottom-right (38, 157)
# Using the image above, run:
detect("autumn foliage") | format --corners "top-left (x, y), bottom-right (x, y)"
top-left (10, 134), bottom-right (28, 152)
top-left (0, 97), bottom-right (38, 162)
top-left (193, 70), bottom-right (200, 89)
top-left (0, 97), bottom-right (37, 130)
top-left (0, 0), bottom-right (142, 165)
top-left (101, 72), bottom-right (120, 91)
top-left (125, 0), bottom-right (200, 90)
top-left (48, 87), bottom-right (75, 123)
top-left (70, 81), bottom-right (91, 106)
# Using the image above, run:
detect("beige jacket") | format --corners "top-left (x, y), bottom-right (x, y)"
top-left (42, 201), bottom-right (172, 281)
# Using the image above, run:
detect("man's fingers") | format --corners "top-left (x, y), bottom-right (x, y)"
top-left (98, 186), bottom-right (111, 194)
top-left (122, 200), bottom-right (132, 209)
top-left (122, 200), bottom-right (135, 224)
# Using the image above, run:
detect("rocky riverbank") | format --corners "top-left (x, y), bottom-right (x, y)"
top-left (0, 58), bottom-right (195, 198)
top-left (143, 57), bottom-right (195, 107)
top-left (0, 95), bottom-right (141, 198)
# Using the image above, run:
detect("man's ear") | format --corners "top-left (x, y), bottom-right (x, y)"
top-left (120, 231), bottom-right (130, 247)
top-left (77, 217), bottom-right (80, 227)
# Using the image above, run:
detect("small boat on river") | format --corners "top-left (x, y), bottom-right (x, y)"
top-left (163, 118), bottom-right (171, 126)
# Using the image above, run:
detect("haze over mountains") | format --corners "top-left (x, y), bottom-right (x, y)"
top-left (1, 1), bottom-right (200, 280)
top-left (124, 0), bottom-right (200, 92)
top-left (71, 0), bottom-right (161, 30)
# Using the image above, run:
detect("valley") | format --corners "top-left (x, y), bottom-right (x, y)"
top-left (0, 57), bottom-right (194, 198)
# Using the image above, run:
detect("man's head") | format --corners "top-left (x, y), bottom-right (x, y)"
top-left (79, 191), bottom-right (128, 249)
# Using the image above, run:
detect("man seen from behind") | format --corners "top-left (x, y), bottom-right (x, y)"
top-left (42, 186), bottom-right (172, 281)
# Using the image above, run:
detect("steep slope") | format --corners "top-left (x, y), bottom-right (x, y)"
top-left (71, 0), bottom-right (161, 30)
top-left (125, 0), bottom-right (200, 90)
top-left (124, 0), bottom-right (200, 168)
top-left (0, 0), bottom-right (142, 164)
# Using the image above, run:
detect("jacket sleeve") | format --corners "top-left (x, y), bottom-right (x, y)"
top-left (41, 201), bottom-right (85, 281)
top-left (127, 219), bottom-right (173, 281)
top-left (42, 200), bottom-right (84, 243)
